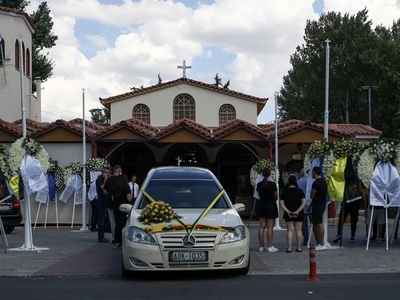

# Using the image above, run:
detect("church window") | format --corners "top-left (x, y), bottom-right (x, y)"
top-left (132, 104), bottom-right (150, 123)
top-left (219, 104), bottom-right (236, 124)
top-left (15, 39), bottom-right (19, 70)
top-left (173, 94), bottom-right (195, 121)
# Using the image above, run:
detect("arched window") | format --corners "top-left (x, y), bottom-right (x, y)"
top-left (173, 94), bottom-right (195, 121)
top-left (0, 38), bottom-right (5, 66)
top-left (26, 48), bottom-right (30, 77)
top-left (15, 39), bottom-right (19, 70)
top-left (22, 42), bottom-right (25, 74)
top-left (219, 104), bottom-right (236, 124)
top-left (132, 104), bottom-right (150, 123)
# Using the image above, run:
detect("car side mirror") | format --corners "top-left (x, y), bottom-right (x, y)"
top-left (233, 203), bottom-right (245, 212)
top-left (119, 203), bottom-right (132, 213)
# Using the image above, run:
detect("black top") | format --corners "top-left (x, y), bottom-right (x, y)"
top-left (280, 186), bottom-right (305, 220)
top-left (104, 175), bottom-right (119, 208)
top-left (311, 177), bottom-right (327, 206)
top-left (256, 180), bottom-right (278, 219)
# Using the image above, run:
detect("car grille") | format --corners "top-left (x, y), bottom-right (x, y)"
top-left (159, 232), bottom-right (218, 250)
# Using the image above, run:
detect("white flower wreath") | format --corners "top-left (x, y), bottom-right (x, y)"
top-left (9, 137), bottom-right (50, 173)
top-left (250, 159), bottom-right (276, 186)
top-left (63, 162), bottom-right (83, 185)
top-left (356, 148), bottom-right (376, 188)
top-left (0, 144), bottom-right (14, 180)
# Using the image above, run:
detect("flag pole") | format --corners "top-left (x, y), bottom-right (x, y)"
top-left (80, 88), bottom-right (88, 231)
top-left (274, 92), bottom-right (282, 230)
top-left (9, 36), bottom-right (48, 251)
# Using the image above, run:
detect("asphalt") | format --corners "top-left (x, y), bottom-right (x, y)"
top-left (0, 217), bottom-right (399, 278)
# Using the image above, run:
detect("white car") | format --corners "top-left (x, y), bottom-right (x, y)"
top-left (120, 166), bottom-right (250, 277)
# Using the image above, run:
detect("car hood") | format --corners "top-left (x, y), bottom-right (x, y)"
top-left (132, 208), bottom-right (243, 229)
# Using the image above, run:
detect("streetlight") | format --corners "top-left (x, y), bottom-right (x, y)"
top-left (360, 85), bottom-right (379, 126)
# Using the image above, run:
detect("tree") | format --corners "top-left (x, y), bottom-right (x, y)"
top-left (1, 1), bottom-right (58, 91)
top-left (278, 9), bottom-right (400, 137)
top-left (89, 108), bottom-right (110, 124)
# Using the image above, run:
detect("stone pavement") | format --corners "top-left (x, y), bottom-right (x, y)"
top-left (0, 218), bottom-right (399, 277)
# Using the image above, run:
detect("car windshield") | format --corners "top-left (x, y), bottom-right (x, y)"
top-left (137, 179), bottom-right (229, 209)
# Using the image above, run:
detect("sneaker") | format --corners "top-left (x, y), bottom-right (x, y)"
top-left (98, 237), bottom-right (109, 243)
top-left (259, 247), bottom-right (268, 252)
top-left (350, 237), bottom-right (355, 243)
top-left (332, 235), bottom-right (341, 243)
top-left (113, 243), bottom-right (122, 248)
top-left (315, 244), bottom-right (326, 251)
top-left (375, 237), bottom-right (383, 243)
top-left (267, 246), bottom-right (279, 253)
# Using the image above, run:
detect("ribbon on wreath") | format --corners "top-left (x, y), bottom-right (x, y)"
top-left (327, 156), bottom-right (347, 202)
top-left (59, 174), bottom-right (83, 204)
top-left (370, 161), bottom-right (400, 207)
top-left (20, 153), bottom-right (48, 196)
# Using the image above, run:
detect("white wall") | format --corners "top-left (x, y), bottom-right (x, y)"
top-left (111, 83), bottom-right (257, 126)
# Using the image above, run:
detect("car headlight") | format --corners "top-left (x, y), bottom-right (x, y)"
top-left (127, 226), bottom-right (157, 245)
top-left (220, 225), bottom-right (246, 244)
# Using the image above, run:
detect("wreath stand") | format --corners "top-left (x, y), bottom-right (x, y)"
top-left (34, 193), bottom-right (59, 229)
top-left (0, 214), bottom-right (9, 253)
top-left (366, 205), bottom-right (389, 250)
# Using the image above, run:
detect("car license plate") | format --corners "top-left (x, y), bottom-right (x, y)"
top-left (0, 204), bottom-right (11, 211)
top-left (169, 251), bottom-right (208, 262)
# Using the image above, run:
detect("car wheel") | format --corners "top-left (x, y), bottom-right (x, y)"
top-left (232, 256), bottom-right (250, 275)
top-left (3, 225), bottom-right (15, 234)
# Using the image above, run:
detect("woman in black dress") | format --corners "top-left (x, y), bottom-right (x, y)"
top-left (256, 168), bottom-right (279, 253)
top-left (280, 175), bottom-right (306, 253)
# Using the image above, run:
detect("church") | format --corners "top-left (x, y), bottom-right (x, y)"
top-left (0, 5), bottom-right (381, 223)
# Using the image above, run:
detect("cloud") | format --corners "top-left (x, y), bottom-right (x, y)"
top-left (25, 0), bottom-right (400, 124)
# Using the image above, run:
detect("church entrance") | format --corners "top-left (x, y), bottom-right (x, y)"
top-left (164, 143), bottom-right (207, 167)
top-left (108, 143), bottom-right (156, 186)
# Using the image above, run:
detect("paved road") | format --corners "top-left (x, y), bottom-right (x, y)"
top-left (0, 219), bottom-right (399, 277)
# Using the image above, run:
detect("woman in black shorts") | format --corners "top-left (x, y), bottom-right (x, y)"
top-left (256, 168), bottom-right (279, 253)
top-left (280, 175), bottom-right (306, 252)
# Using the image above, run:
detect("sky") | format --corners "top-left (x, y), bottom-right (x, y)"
top-left (24, 0), bottom-right (400, 124)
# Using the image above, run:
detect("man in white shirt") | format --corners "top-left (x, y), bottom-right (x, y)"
top-left (129, 174), bottom-right (139, 203)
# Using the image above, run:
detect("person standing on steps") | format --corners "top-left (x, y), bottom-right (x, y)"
top-left (308, 166), bottom-right (328, 251)
top-left (256, 168), bottom-right (279, 253)
top-left (280, 175), bottom-right (306, 253)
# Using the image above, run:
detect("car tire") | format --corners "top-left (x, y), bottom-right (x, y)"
top-left (3, 225), bottom-right (15, 234)
top-left (232, 256), bottom-right (250, 275)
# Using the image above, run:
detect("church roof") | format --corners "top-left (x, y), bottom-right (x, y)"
top-left (99, 77), bottom-right (268, 115)
top-left (258, 119), bottom-right (382, 139)
top-left (0, 6), bottom-right (36, 32)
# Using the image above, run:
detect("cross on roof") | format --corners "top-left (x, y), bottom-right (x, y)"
top-left (177, 60), bottom-right (192, 78)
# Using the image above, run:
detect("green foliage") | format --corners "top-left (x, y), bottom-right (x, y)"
top-left (90, 108), bottom-right (110, 124)
top-left (1, 1), bottom-right (58, 91)
top-left (0, 0), bottom-right (29, 10)
top-left (278, 9), bottom-right (400, 138)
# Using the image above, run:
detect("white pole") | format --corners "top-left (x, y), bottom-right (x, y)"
top-left (323, 39), bottom-right (332, 248)
top-left (80, 88), bottom-right (88, 231)
top-left (20, 36), bottom-right (33, 249)
top-left (274, 92), bottom-right (281, 230)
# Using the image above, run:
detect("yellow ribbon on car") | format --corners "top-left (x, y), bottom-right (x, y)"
top-left (140, 189), bottom-right (226, 236)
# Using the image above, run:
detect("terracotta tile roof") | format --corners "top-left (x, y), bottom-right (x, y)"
top-left (331, 124), bottom-right (381, 137)
top-left (258, 119), bottom-right (382, 138)
top-left (157, 118), bottom-right (213, 139)
top-left (0, 118), bottom-right (22, 136)
top-left (99, 77), bottom-right (268, 113)
top-left (0, 6), bottom-right (36, 31)
top-left (68, 118), bottom-right (106, 133)
top-left (12, 118), bottom-right (46, 134)
top-left (213, 119), bottom-right (271, 139)
top-left (34, 119), bottom-right (94, 138)
top-left (95, 118), bottom-right (158, 138)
